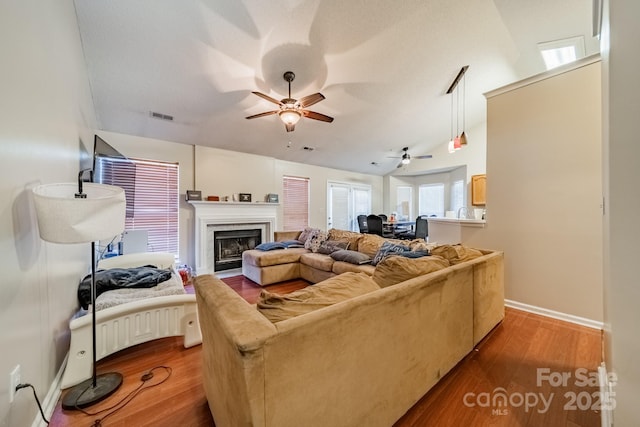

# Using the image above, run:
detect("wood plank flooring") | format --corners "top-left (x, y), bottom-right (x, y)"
top-left (49, 276), bottom-right (602, 427)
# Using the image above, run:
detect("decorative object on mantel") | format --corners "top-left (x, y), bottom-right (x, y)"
top-left (239, 193), bottom-right (252, 202)
top-left (446, 65), bottom-right (469, 153)
top-left (265, 193), bottom-right (279, 203)
top-left (32, 170), bottom-right (126, 409)
top-left (207, 196), bottom-right (219, 201)
top-left (185, 190), bottom-right (202, 201)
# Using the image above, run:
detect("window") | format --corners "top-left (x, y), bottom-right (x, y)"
top-left (418, 183), bottom-right (444, 217)
top-left (538, 36), bottom-right (585, 70)
top-left (283, 176), bottom-right (309, 231)
top-left (396, 186), bottom-right (412, 220)
top-left (450, 179), bottom-right (465, 213)
top-left (96, 156), bottom-right (179, 256)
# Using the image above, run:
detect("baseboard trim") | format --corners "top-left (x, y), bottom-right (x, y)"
top-left (505, 299), bottom-right (603, 330)
top-left (32, 353), bottom-right (66, 427)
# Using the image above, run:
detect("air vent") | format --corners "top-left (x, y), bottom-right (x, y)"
top-left (303, 146), bottom-right (315, 151)
top-left (150, 111), bottom-right (174, 121)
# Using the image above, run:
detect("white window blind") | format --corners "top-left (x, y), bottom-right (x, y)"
top-left (96, 156), bottom-right (179, 256)
top-left (283, 176), bottom-right (309, 231)
top-left (419, 183), bottom-right (445, 217)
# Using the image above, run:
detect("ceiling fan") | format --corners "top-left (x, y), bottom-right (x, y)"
top-left (389, 147), bottom-right (433, 168)
top-left (245, 71), bottom-right (334, 132)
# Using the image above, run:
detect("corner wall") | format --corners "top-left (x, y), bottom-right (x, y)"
top-left (482, 58), bottom-right (603, 322)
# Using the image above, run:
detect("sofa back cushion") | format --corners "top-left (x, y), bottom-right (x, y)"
top-left (256, 272), bottom-right (380, 323)
top-left (430, 244), bottom-right (483, 265)
top-left (372, 255), bottom-right (450, 288)
top-left (327, 228), bottom-right (363, 250)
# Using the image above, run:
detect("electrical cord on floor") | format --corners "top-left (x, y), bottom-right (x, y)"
top-left (15, 383), bottom-right (50, 424)
top-left (71, 365), bottom-right (172, 427)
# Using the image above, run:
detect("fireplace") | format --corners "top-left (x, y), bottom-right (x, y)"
top-left (190, 201), bottom-right (278, 275)
top-left (213, 228), bottom-right (261, 271)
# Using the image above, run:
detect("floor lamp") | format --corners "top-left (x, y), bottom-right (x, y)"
top-left (32, 178), bottom-right (126, 409)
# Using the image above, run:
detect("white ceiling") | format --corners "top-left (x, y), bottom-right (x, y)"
top-left (74, 0), bottom-right (599, 176)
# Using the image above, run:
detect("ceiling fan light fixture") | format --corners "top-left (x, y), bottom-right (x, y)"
top-left (401, 156), bottom-right (411, 165)
top-left (279, 109), bottom-right (301, 125)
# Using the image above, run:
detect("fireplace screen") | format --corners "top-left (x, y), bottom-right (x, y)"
top-left (214, 228), bottom-right (262, 271)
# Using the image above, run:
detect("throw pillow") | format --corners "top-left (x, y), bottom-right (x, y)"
top-left (256, 272), bottom-right (380, 323)
top-left (304, 230), bottom-right (328, 253)
top-left (317, 240), bottom-right (349, 255)
top-left (254, 241), bottom-right (287, 251)
top-left (298, 227), bottom-right (319, 244)
top-left (281, 239), bottom-right (305, 248)
top-left (372, 255), bottom-right (450, 288)
top-left (372, 241), bottom-right (411, 265)
top-left (330, 249), bottom-right (372, 265)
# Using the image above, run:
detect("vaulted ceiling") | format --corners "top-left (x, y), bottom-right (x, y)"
top-left (74, 0), bottom-right (599, 175)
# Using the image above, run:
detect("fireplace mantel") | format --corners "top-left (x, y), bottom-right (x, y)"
top-left (189, 201), bottom-right (279, 275)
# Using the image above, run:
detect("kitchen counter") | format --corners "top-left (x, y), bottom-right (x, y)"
top-left (427, 217), bottom-right (486, 244)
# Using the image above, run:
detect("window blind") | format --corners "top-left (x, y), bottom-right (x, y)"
top-left (96, 156), bottom-right (179, 256)
top-left (282, 176), bottom-right (309, 231)
top-left (419, 183), bottom-right (445, 217)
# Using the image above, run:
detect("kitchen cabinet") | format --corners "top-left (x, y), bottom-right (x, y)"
top-left (471, 174), bottom-right (486, 206)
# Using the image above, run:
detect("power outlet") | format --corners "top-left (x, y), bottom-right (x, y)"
top-left (9, 365), bottom-right (20, 403)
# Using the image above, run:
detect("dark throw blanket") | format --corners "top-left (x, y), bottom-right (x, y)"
top-left (77, 265), bottom-right (173, 309)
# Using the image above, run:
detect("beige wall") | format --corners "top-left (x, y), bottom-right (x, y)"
top-left (0, 2), bottom-right (97, 425)
top-left (481, 59), bottom-right (603, 322)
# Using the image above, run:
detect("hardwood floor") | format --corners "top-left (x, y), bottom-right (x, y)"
top-left (50, 277), bottom-right (602, 427)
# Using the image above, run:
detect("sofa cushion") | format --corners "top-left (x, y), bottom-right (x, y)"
top-left (431, 244), bottom-right (484, 265)
top-left (332, 260), bottom-right (376, 276)
top-left (300, 252), bottom-right (334, 272)
top-left (372, 241), bottom-right (411, 265)
top-left (357, 234), bottom-right (387, 258)
top-left (327, 229), bottom-right (363, 250)
top-left (317, 240), bottom-right (349, 255)
top-left (372, 255), bottom-right (451, 288)
top-left (330, 249), bottom-right (371, 265)
top-left (256, 272), bottom-right (380, 323)
top-left (242, 248), bottom-right (308, 267)
top-left (255, 241), bottom-right (287, 251)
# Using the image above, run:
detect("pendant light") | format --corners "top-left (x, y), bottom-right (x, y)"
top-left (446, 65), bottom-right (469, 153)
top-left (459, 72), bottom-right (468, 146)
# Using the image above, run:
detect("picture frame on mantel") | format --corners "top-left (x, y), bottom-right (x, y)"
top-left (239, 193), bottom-right (252, 202)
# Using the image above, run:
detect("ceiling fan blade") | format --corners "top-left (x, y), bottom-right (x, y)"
top-left (246, 110), bottom-right (278, 119)
top-left (285, 123), bottom-right (296, 132)
top-left (298, 93), bottom-right (325, 108)
top-left (252, 91), bottom-right (283, 106)
top-left (396, 161), bottom-right (404, 168)
top-left (303, 110), bottom-right (334, 123)
top-left (414, 155), bottom-right (433, 159)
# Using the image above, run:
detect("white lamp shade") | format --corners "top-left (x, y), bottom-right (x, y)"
top-left (279, 109), bottom-right (301, 125)
top-left (32, 183), bottom-right (126, 243)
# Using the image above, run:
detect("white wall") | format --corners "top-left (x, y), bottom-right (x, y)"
top-left (195, 145), bottom-right (383, 234)
top-left (0, 2), bottom-right (97, 426)
top-left (482, 59), bottom-right (603, 322)
top-left (601, 0), bottom-right (640, 424)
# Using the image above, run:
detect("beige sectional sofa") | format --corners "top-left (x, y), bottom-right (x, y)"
top-left (195, 230), bottom-right (504, 427)
top-left (243, 229), bottom-right (414, 286)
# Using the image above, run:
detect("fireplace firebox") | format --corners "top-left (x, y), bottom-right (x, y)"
top-left (214, 229), bottom-right (262, 271)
